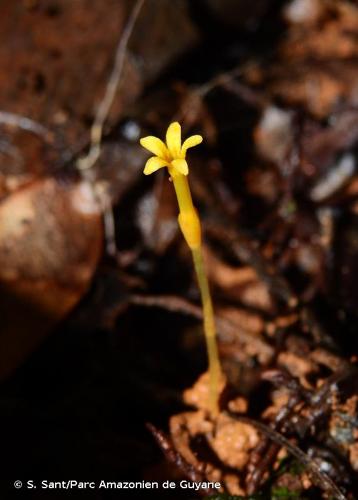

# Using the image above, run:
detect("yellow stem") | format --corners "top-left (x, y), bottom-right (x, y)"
top-left (170, 170), bottom-right (222, 415)
top-left (170, 170), bottom-right (195, 213)
top-left (192, 246), bottom-right (222, 416)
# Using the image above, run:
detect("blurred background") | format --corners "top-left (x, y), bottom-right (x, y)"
top-left (0, 0), bottom-right (357, 498)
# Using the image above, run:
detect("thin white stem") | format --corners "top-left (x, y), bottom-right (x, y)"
top-left (78, 0), bottom-right (145, 171)
top-left (0, 111), bottom-right (50, 139)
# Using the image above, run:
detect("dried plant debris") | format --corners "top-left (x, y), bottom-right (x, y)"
top-left (247, 0), bottom-right (358, 118)
top-left (151, 359), bottom-right (356, 498)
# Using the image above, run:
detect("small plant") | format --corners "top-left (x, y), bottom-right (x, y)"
top-left (140, 122), bottom-right (222, 415)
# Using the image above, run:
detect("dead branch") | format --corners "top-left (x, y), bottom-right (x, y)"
top-left (147, 423), bottom-right (217, 496)
top-left (78, 0), bottom-right (145, 171)
top-left (130, 293), bottom-right (274, 362)
top-left (229, 413), bottom-right (347, 500)
top-left (0, 110), bottom-right (51, 140)
top-left (206, 222), bottom-right (298, 309)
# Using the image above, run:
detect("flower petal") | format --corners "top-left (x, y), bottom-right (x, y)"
top-left (140, 136), bottom-right (168, 158)
top-left (143, 156), bottom-right (168, 175)
top-left (166, 122), bottom-right (181, 157)
top-left (171, 159), bottom-right (189, 176)
top-left (181, 135), bottom-right (203, 157)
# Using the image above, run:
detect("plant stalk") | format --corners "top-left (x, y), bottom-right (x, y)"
top-left (192, 246), bottom-right (221, 415)
top-left (171, 171), bottom-right (222, 415)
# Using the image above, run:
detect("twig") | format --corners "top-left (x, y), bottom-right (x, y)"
top-left (229, 413), bottom-right (347, 500)
top-left (146, 423), bottom-right (215, 496)
top-left (93, 180), bottom-right (118, 257)
top-left (221, 79), bottom-right (266, 109)
top-left (0, 111), bottom-right (51, 140)
top-left (195, 62), bottom-right (256, 99)
top-left (206, 222), bottom-right (298, 309)
top-left (246, 370), bottom-right (305, 493)
top-left (129, 293), bottom-right (273, 362)
top-left (75, 0), bottom-right (145, 256)
top-left (77, 0), bottom-right (145, 171)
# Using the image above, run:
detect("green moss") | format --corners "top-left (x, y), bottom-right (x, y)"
top-left (271, 487), bottom-right (304, 499)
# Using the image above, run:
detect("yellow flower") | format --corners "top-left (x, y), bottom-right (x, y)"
top-left (139, 121), bottom-right (222, 415)
top-left (140, 122), bottom-right (202, 176)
